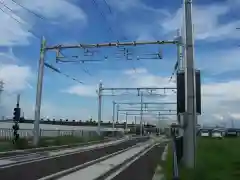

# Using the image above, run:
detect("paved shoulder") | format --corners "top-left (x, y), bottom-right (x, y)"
top-left (111, 144), bottom-right (165, 180)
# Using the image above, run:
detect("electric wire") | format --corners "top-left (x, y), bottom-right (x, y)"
top-left (44, 62), bottom-right (85, 84)
top-left (11, 0), bottom-right (45, 20)
top-left (0, 2), bottom-right (41, 39)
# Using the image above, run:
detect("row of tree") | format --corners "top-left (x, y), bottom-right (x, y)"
top-left (16, 118), bottom-right (156, 128)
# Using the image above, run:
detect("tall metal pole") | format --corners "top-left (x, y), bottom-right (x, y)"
top-left (158, 112), bottom-right (160, 134)
top-left (116, 104), bottom-right (119, 123)
top-left (0, 81), bottom-right (4, 119)
top-left (112, 101), bottom-right (115, 129)
top-left (134, 116), bottom-right (137, 134)
top-left (183, 0), bottom-right (196, 168)
top-left (16, 94), bottom-right (20, 108)
top-left (33, 36), bottom-right (46, 146)
top-left (177, 29), bottom-right (183, 70)
top-left (97, 81), bottom-right (103, 135)
top-left (125, 112), bottom-right (128, 129)
top-left (177, 29), bottom-right (184, 137)
top-left (140, 92), bottom-right (143, 136)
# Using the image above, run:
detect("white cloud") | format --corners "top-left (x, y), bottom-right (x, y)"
top-left (199, 80), bottom-right (240, 126)
top-left (0, 62), bottom-right (91, 120)
top-left (0, 0), bottom-right (87, 46)
top-left (0, 48), bottom-right (18, 63)
top-left (0, 9), bottom-right (32, 46)
top-left (62, 67), bottom-right (240, 126)
top-left (197, 48), bottom-right (240, 74)
top-left (108, 0), bottom-right (168, 14)
top-left (19, 0), bottom-right (87, 23)
top-left (161, 1), bottom-right (240, 41)
top-left (115, 0), bottom-right (240, 42)
top-left (63, 84), bottom-right (98, 97)
top-left (0, 64), bottom-right (33, 93)
top-left (123, 68), bottom-right (147, 75)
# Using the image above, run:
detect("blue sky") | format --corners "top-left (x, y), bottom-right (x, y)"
top-left (0, 0), bottom-right (240, 128)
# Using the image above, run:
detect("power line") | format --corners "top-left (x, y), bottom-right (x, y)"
top-left (0, 5), bottom-right (22, 24)
top-left (44, 62), bottom-right (84, 84)
top-left (0, 2), bottom-right (40, 39)
top-left (169, 61), bottom-right (178, 82)
top-left (11, 0), bottom-right (45, 20)
top-left (102, 0), bottom-right (112, 14)
top-left (57, 51), bottom-right (94, 77)
top-left (91, 0), bottom-right (128, 41)
top-left (91, 0), bottom-right (115, 36)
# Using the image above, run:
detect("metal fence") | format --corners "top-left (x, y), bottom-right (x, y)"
top-left (0, 128), bottom-right (98, 140)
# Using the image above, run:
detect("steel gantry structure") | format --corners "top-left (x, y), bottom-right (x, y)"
top-left (99, 88), bottom-right (176, 136)
top-left (112, 101), bottom-right (177, 135)
top-left (33, 0), bottom-right (197, 169)
top-left (34, 39), bottom-right (176, 146)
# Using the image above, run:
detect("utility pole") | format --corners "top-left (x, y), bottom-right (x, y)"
top-left (125, 112), bottom-right (128, 129)
top-left (112, 101), bottom-right (116, 129)
top-left (177, 29), bottom-right (185, 137)
top-left (0, 81), bottom-right (4, 118)
top-left (97, 81), bottom-right (103, 135)
top-left (116, 104), bottom-right (119, 123)
top-left (134, 116), bottom-right (137, 134)
top-left (17, 94), bottom-right (20, 108)
top-left (33, 36), bottom-right (46, 146)
top-left (140, 92), bottom-right (143, 136)
top-left (158, 112), bottom-right (161, 134)
top-left (183, 0), bottom-right (196, 168)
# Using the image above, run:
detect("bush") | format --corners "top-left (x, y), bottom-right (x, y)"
top-left (14, 138), bottom-right (30, 149)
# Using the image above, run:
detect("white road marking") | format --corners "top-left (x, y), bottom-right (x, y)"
top-left (57, 142), bottom-right (153, 180)
top-left (161, 144), bottom-right (168, 161)
top-left (48, 139), bottom-right (126, 156)
top-left (152, 165), bottom-right (165, 180)
top-left (0, 138), bottom-right (128, 169)
top-left (104, 144), bottom-right (157, 180)
top-left (0, 160), bottom-right (16, 166)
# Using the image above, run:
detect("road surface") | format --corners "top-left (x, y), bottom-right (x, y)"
top-left (0, 136), bottom-right (149, 180)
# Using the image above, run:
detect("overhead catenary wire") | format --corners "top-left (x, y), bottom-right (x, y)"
top-left (56, 51), bottom-right (94, 76)
top-left (102, 0), bottom-right (112, 14)
top-left (11, 0), bottom-right (45, 20)
top-left (0, 1), bottom-right (41, 39)
top-left (91, 0), bottom-right (115, 37)
top-left (169, 60), bottom-right (178, 82)
top-left (91, 0), bottom-right (128, 41)
top-left (44, 62), bottom-right (84, 84)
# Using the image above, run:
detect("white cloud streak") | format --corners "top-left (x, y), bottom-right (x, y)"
top-left (0, 0), bottom-right (87, 46)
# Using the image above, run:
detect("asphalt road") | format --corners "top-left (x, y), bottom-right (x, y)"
top-left (0, 137), bottom-right (149, 180)
top-left (112, 143), bottom-right (165, 180)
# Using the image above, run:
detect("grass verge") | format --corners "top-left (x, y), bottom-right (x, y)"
top-left (164, 137), bottom-right (240, 180)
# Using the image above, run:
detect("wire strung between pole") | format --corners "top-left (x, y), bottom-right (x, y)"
top-left (102, 0), bottom-right (112, 14)
top-left (44, 62), bottom-right (84, 84)
top-left (91, 0), bottom-right (115, 38)
top-left (169, 61), bottom-right (178, 82)
top-left (0, 2), bottom-right (41, 39)
top-left (11, 0), bottom-right (45, 20)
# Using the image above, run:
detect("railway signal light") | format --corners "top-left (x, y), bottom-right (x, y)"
top-left (13, 107), bottom-right (20, 122)
top-left (12, 107), bottom-right (21, 143)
